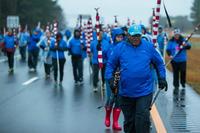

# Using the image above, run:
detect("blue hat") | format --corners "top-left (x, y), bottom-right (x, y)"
top-left (128, 24), bottom-right (142, 36)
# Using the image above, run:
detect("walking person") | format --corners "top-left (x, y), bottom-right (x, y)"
top-left (104, 27), bottom-right (124, 131)
top-left (166, 28), bottom-right (191, 94)
top-left (90, 29), bottom-right (110, 92)
top-left (27, 29), bottom-right (41, 72)
top-left (68, 29), bottom-right (86, 85)
top-left (18, 27), bottom-right (29, 61)
top-left (38, 31), bottom-right (53, 79)
top-left (50, 32), bottom-right (68, 87)
top-left (3, 29), bottom-right (18, 73)
top-left (105, 24), bottom-right (167, 133)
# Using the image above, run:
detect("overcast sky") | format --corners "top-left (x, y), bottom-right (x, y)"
top-left (58, 0), bottom-right (194, 27)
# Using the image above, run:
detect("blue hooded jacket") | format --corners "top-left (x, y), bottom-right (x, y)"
top-left (105, 28), bottom-right (124, 62)
top-left (65, 29), bottom-right (71, 40)
top-left (157, 33), bottom-right (166, 50)
top-left (50, 39), bottom-right (67, 59)
top-left (28, 32), bottom-right (41, 51)
top-left (68, 37), bottom-right (86, 57)
top-left (166, 37), bottom-right (191, 62)
top-left (105, 39), bottom-right (166, 98)
top-left (4, 35), bottom-right (16, 52)
top-left (18, 32), bottom-right (29, 47)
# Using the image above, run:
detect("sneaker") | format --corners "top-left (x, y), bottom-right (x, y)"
top-left (93, 87), bottom-right (98, 92)
top-left (29, 68), bottom-right (34, 72)
top-left (59, 82), bottom-right (63, 87)
top-left (33, 68), bottom-right (37, 72)
top-left (8, 68), bottom-right (14, 73)
top-left (182, 84), bottom-right (185, 88)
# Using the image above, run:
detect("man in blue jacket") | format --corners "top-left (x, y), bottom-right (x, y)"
top-left (27, 29), bottom-right (41, 72)
top-left (105, 24), bottom-right (167, 133)
top-left (166, 28), bottom-right (191, 94)
top-left (68, 29), bottom-right (86, 84)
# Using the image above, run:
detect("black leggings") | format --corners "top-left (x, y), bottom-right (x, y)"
top-left (52, 58), bottom-right (66, 82)
top-left (171, 61), bottom-right (186, 88)
top-left (6, 52), bottom-right (14, 69)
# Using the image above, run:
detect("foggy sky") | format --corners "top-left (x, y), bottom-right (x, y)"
top-left (58, 0), bottom-right (194, 27)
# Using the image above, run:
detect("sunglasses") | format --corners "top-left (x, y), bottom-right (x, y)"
top-left (130, 34), bottom-right (141, 37)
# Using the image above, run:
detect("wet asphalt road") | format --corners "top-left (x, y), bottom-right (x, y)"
top-left (0, 56), bottom-right (123, 133)
top-left (0, 55), bottom-right (200, 133)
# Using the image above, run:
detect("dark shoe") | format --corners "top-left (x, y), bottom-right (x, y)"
top-left (75, 81), bottom-right (79, 85)
top-left (182, 84), bottom-right (185, 88)
top-left (180, 88), bottom-right (185, 96)
top-left (173, 87), bottom-right (179, 95)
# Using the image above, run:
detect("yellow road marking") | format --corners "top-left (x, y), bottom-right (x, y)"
top-left (150, 104), bottom-right (167, 133)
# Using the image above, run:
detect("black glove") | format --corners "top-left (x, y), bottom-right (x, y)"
top-left (96, 42), bottom-right (101, 51)
top-left (108, 78), bottom-right (116, 94)
top-left (33, 38), bottom-right (40, 43)
top-left (158, 78), bottom-right (168, 91)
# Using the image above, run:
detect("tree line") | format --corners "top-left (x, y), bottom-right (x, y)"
top-left (0, 0), bottom-right (66, 31)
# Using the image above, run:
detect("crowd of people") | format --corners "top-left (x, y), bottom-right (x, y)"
top-left (0, 22), bottom-right (191, 132)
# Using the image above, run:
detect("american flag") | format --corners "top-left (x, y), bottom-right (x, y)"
top-left (95, 8), bottom-right (103, 69)
top-left (86, 17), bottom-right (93, 54)
top-left (152, 0), bottom-right (161, 47)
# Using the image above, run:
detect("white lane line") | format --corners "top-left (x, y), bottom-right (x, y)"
top-left (0, 55), bottom-right (20, 63)
top-left (0, 58), bottom-right (6, 63)
top-left (22, 77), bottom-right (39, 86)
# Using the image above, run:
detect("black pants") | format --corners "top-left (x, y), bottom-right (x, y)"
top-left (19, 46), bottom-right (27, 61)
top-left (119, 93), bottom-right (153, 133)
top-left (28, 49), bottom-right (39, 69)
top-left (71, 55), bottom-right (83, 82)
top-left (92, 64), bottom-right (105, 88)
top-left (44, 63), bottom-right (51, 75)
top-left (6, 52), bottom-right (14, 69)
top-left (171, 61), bottom-right (186, 88)
top-left (52, 58), bottom-right (66, 82)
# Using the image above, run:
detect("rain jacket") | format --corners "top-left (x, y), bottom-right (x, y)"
top-left (105, 39), bottom-right (166, 98)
